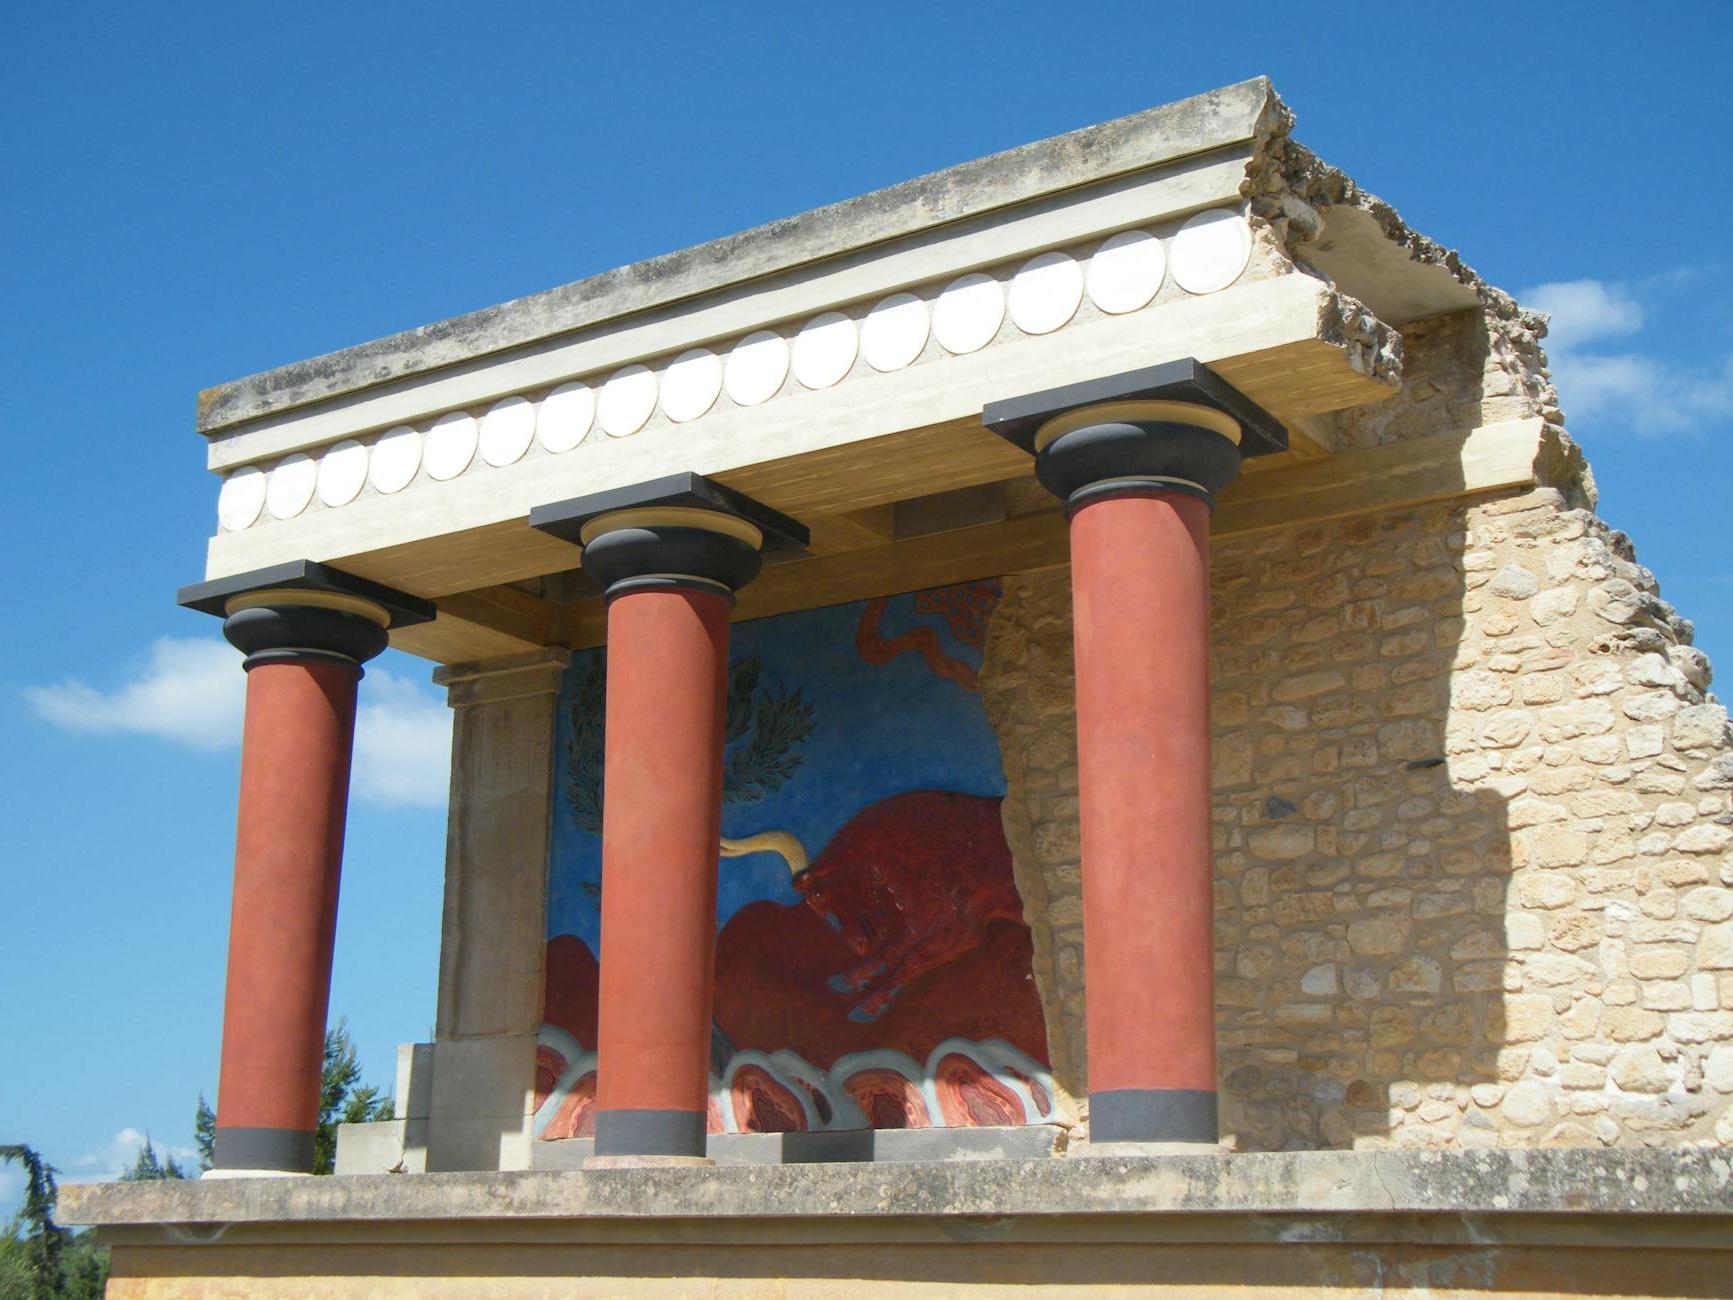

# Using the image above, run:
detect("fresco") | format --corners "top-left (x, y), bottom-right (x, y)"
top-left (534, 580), bottom-right (1057, 1139)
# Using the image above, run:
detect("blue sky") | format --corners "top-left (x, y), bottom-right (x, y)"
top-left (3, 3), bottom-right (1728, 1213)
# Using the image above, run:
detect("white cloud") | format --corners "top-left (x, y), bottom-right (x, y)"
top-left (1524, 278), bottom-right (1645, 352)
top-left (352, 669), bottom-right (452, 809)
top-left (25, 638), bottom-right (451, 810)
top-left (66, 1127), bottom-right (200, 1182)
top-left (26, 638), bottom-right (242, 752)
top-left (1522, 275), bottom-right (1733, 438)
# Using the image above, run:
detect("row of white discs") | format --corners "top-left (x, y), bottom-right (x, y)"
top-left (218, 209), bottom-right (1252, 532)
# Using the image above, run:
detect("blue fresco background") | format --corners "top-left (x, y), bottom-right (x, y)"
top-left (547, 588), bottom-right (1008, 949)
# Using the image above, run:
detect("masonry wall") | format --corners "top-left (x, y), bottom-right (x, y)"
top-left (982, 485), bottom-right (1733, 1151)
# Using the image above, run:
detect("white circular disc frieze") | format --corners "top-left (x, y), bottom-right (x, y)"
top-left (791, 311), bottom-right (858, 390)
top-left (598, 365), bottom-right (657, 437)
top-left (424, 411), bottom-right (478, 480)
top-left (1087, 229), bottom-right (1166, 314)
top-left (316, 439), bottom-right (369, 507)
top-left (480, 396), bottom-right (536, 467)
top-left (538, 382), bottom-right (594, 453)
top-left (217, 465), bottom-right (267, 531)
top-left (860, 292), bottom-right (929, 372)
top-left (369, 425), bottom-right (422, 494)
top-left (660, 348), bottom-right (723, 423)
top-left (932, 273), bottom-right (1004, 354)
top-left (1170, 208), bottom-right (1252, 295)
top-left (724, 330), bottom-right (788, 407)
top-left (265, 453), bottom-right (317, 519)
top-left (1008, 251), bottom-right (1084, 335)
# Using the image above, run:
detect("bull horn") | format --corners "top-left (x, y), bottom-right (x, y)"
top-left (719, 830), bottom-right (809, 877)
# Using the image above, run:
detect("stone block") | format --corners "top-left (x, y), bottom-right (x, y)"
top-left (1674, 704), bottom-right (1730, 751)
top-left (396, 1042), bottom-right (435, 1121)
top-left (334, 1119), bottom-right (428, 1176)
top-left (1700, 925), bottom-right (1733, 970)
top-left (1347, 913), bottom-right (1411, 957)
top-left (1500, 1079), bottom-right (1552, 1127)
top-left (1675, 823), bottom-right (1733, 855)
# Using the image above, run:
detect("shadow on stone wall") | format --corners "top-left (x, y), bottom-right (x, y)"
top-left (1207, 499), bottom-right (1516, 1151)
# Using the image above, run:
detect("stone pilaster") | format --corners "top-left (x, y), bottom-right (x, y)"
top-left (423, 648), bottom-right (570, 1173)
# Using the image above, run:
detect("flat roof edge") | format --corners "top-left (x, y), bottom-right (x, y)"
top-left (196, 77), bottom-right (1277, 435)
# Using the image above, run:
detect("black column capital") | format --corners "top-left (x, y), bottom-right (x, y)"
top-left (983, 358), bottom-right (1287, 511)
top-left (530, 472), bottom-right (808, 603)
top-left (179, 560), bottom-right (435, 670)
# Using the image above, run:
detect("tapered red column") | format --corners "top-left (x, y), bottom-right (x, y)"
top-left (530, 474), bottom-right (807, 1165)
top-left (592, 585), bottom-right (732, 1159)
top-left (216, 650), bottom-right (365, 1173)
top-left (178, 563), bottom-right (433, 1174)
top-left (985, 362), bottom-right (1285, 1149)
top-left (1071, 490), bottom-right (1219, 1144)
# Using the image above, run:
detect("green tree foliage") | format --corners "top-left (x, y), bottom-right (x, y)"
top-left (118, 1137), bottom-right (186, 1183)
top-left (0, 1145), bottom-right (107, 1300)
top-left (193, 1096), bottom-right (215, 1174)
top-left (0, 1144), bottom-right (64, 1299)
top-left (313, 1019), bottom-right (395, 1175)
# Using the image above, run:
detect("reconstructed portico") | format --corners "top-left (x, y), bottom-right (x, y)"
top-left (63, 78), bottom-right (1733, 1296)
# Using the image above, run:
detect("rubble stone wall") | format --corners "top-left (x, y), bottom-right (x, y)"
top-left (980, 486), bottom-right (1733, 1150)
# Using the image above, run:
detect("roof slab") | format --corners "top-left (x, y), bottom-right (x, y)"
top-left (188, 78), bottom-right (1525, 664)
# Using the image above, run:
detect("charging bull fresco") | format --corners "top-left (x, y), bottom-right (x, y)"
top-left (535, 580), bottom-right (1059, 1139)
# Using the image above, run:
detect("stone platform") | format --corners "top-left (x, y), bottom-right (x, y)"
top-left (59, 1148), bottom-right (1733, 1297)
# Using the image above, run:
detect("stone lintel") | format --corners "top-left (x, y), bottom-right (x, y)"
top-left (200, 274), bottom-right (1364, 600)
top-left (56, 1148), bottom-right (1733, 1229)
top-left (178, 558), bottom-right (435, 628)
top-left (433, 647), bottom-right (572, 709)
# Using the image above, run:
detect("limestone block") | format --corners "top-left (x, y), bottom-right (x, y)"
top-left (1705, 1045), bottom-right (1733, 1093)
top-left (1500, 1080), bottom-right (1553, 1127)
top-left (333, 1118), bottom-right (428, 1176)
top-left (1346, 913), bottom-right (1411, 957)
top-left (1684, 887), bottom-right (1733, 929)
top-left (1674, 703), bottom-right (1730, 752)
top-left (1675, 823), bottom-right (1733, 855)
top-left (1489, 564), bottom-right (1539, 599)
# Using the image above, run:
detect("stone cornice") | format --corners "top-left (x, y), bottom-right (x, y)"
top-left (196, 79), bottom-right (1278, 435)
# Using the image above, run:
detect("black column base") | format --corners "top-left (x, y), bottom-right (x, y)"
top-left (211, 1125), bottom-right (316, 1173)
top-left (1089, 1088), bottom-right (1218, 1145)
top-left (593, 1108), bottom-right (708, 1158)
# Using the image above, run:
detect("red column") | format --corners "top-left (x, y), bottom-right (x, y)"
top-left (591, 587), bottom-right (732, 1162)
top-left (1071, 490), bottom-right (1220, 1146)
top-left (214, 658), bottom-right (361, 1172)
